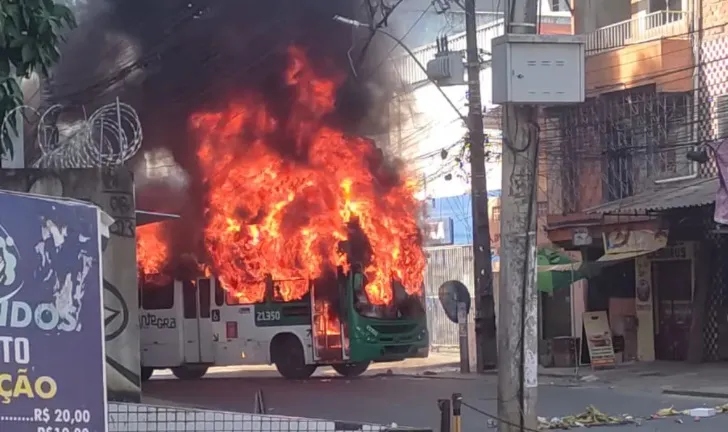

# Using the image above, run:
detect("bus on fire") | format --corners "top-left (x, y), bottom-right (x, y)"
top-left (138, 266), bottom-right (428, 380)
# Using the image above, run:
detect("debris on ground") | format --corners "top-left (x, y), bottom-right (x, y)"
top-left (653, 405), bottom-right (723, 419)
top-left (537, 406), bottom-right (634, 429)
top-left (652, 406), bottom-right (681, 418)
top-left (579, 374), bottom-right (599, 383)
top-left (536, 402), bottom-right (728, 429)
top-left (689, 407), bottom-right (716, 418)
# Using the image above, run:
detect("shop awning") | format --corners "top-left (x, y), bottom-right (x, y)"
top-left (585, 177), bottom-right (719, 215)
top-left (537, 248), bottom-right (585, 294)
top-left (538, 262), bottom-right (582, 272)
top-left (596, 248), bottom-right (661, 263)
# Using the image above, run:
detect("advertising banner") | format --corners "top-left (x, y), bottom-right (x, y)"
top-left (422, 217), bottom-right (454, 247)
top-left (0, 191), bottom-right (107, 432)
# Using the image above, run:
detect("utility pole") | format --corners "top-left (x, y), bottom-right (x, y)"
top-left (464, 0), bottom-right (497, 372)
top-left (497, 0), bottom-right (540, 429)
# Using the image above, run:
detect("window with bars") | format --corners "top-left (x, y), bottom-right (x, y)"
top-left (715, 94), bottom-right (728, 140)
top-left (603, 119), bottom-right (635, 201)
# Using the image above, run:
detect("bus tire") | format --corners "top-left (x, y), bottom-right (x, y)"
top-left (332, 361), bottom-right (370, 377)
top-left (141, 366), bottom-right (154, 382)
top-left (272, 334), bottom-right (317, 380)
top-left (171, 365), bottom-right (208, 380)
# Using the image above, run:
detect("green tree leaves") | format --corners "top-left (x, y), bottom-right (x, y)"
top-left (0, 0), bottom-right (76, 159)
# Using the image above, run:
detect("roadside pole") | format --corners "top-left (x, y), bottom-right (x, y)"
top-left (463, 0), bottom-right (498, 373)
top-left (497, 0), bottom-right (540, 430)
top-left (457, 302), bottom-right (470, 373)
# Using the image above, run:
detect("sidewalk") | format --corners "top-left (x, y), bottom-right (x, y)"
top-left (388, 354), bottom-right (728, 400)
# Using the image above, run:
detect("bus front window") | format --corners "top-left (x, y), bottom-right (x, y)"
top-left (351, 273), bottom-right (425, 320)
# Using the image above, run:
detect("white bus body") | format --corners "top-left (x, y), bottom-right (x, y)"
top-left (139, 276), bottom-right (359, 380)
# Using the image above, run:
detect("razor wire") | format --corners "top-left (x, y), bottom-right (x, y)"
top-left (0, 99), bottom-right (143, 169)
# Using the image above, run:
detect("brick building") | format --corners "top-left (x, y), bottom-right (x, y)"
top-left (541, 0), bottom-right (728, 364)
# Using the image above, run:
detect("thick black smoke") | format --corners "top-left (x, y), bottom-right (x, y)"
top-left (42, 0), bottom-right (399, 268)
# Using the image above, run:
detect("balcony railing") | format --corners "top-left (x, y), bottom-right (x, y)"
top-left (585, 11), bottom-right (689, 55)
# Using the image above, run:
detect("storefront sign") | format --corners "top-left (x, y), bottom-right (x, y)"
top-left (423, 218), bottom-right (454, 246)
top-left (647, 242), bottom-right (692, 261)
top-left (603, 229), bottom-right (668, 255)
top-left (0, 192), bottom-right (107, 432)
top-left (572, 227), bottom-right (592, 246)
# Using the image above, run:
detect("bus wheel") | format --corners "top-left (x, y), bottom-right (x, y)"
top-left (332, 361), bottom-right (370, 378)
top-left (171, 365), bottom-right (208, 380)
top-left (141, 366), bottom-right (154, 382)
top-left (272, 335), bottom-right (317, 380)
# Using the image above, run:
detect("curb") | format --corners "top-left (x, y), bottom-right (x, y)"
top-left (662, 389), bottom-right (728, 400)
top-left (376, 365), bottom-right (579, 381)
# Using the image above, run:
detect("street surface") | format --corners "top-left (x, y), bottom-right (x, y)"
top-left (142, 366), bottom-right (728, 431)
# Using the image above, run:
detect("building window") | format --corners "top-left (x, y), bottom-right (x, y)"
top-left (716, 94), bottom-right (728, 139)
top-left (141, 280), bottom-right (174, 310)
top-left (603, 119), bottom-right (634, 201)
top-left (491, 206), bottom-right (501, 222)
top-left (648, 0), bottom-right (683, 12)
top-left (549, 0), bottom-right (563, 12)
top-left (537, 202), bottom-right (548, 216)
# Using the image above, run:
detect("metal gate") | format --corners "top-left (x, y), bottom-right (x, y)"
top-left (424, 245), bottom-right (481, 350)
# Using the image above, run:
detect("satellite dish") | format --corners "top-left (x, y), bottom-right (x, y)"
top-left (438, 280), bottom-right (471, 323)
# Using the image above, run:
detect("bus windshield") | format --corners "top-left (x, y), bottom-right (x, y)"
top-left (351, 273), bottom-right (425, 320)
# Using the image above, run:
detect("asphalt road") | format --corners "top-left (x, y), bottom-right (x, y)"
top-left (143, 369), bottom-right (728, 431)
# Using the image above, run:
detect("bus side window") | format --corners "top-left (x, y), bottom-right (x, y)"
top-left (198, 279), bottom-right (211, 319)
top-left (141, 280), bottom-right (174, 310)
top-left (183, 281), bottom-right (197, 319)
top-left (214, 279), bottom-right (224, 307)
top-left (226, 290), bottom-right (242, 306)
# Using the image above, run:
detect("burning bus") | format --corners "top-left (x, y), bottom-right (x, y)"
top-left (135, 48), bottom-right (428, 380)
top-left (138, 263), bottom-right (427, 380)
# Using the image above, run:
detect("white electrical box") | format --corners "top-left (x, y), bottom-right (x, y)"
top-left (491, 34), bottom-right (585, 105)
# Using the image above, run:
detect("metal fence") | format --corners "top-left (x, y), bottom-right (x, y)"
top-left (585, 10), bottom-right (688, 54)
top-left (108, 402), bottom-right (432, 432)
top-left (424, 245), bottom-right (484, 350)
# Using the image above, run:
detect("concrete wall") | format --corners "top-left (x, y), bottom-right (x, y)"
top-left (0, 168), bottom-right (141, 402)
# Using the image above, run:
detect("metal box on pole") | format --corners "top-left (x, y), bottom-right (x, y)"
top-left (491, 34), bottom-right (586, 105)
top-left (426, 52), bottom-right (466, 87)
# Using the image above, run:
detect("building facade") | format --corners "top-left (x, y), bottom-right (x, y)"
top-left (543, 0), bottom-right (728, 364)
top-left (390, 5), bottom-right (576, 354)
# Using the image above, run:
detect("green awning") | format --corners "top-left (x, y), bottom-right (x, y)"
top-left (537, 247), bottom-right (585, 294)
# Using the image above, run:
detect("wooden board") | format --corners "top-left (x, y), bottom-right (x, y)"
top-left (583, 311), bottom-right (616, 369)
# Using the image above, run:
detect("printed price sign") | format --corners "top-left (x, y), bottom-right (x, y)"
top-left (0, 191), bottom-right (107, 432)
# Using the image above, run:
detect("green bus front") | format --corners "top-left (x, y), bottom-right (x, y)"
top-left (340, 269), bottom-right (429, 363)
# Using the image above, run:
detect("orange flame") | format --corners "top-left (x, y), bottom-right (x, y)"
top-left (136, 47), bottom-right (425, 305)
top-left (136, 223), bottom-right (169, 275)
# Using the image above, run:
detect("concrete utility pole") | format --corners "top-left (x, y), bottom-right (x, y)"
top-left (464, 0), bottom-right (498, 372)
top-left (497, 0), bottom-right (540, 429)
